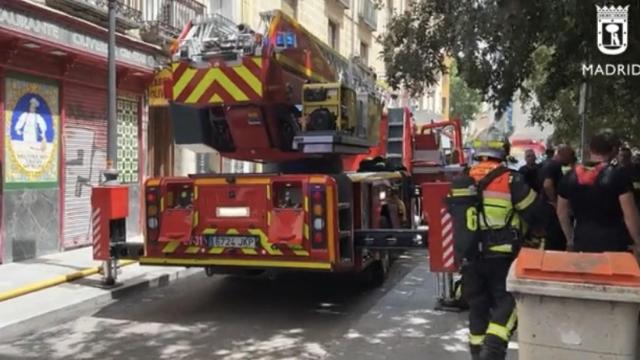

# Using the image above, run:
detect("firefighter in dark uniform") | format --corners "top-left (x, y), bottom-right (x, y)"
top-left (619, 147), bottom-right (640, 208)
top-left (447, 129), bottom-right (545, 360)
top-left (557, 134), bottom-right (640, 253)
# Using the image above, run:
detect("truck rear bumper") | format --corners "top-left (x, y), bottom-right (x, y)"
top-left (139, 256), bottom-right (333, 271)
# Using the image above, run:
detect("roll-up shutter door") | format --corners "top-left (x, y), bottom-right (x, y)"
top-left (63, 84), bottom-right (107, 249)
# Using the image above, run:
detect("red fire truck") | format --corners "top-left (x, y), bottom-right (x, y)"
top-left (92, 10), bottom-right (466, 290)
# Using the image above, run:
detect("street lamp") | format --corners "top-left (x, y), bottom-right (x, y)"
top-left (106, 0), bottom-right (118, 179)
top-left (102, 0), bottom-right (120, 285)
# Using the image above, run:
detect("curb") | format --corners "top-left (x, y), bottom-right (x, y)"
top-left (0, 266), bottom-right (200, 341)
top-left (0, 260), bottom-right (137, 303)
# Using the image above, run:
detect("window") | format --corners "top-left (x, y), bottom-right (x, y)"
top-left (116, 98), bottom-right (139, 183)
top-left (328, 20), bottom-right (339, 50)
top-left (360, 41), bottom-right (369, 64)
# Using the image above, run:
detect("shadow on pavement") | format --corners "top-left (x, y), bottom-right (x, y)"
top-left (0, 255), bottom-right (421, 360)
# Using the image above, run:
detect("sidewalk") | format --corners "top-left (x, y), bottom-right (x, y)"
top-left (327, 255), bottom-right (517, 359)
top-left (0, 238), bottom-right (199, 340)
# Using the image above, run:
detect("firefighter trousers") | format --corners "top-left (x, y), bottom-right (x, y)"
top-left (461, 257), bottom-right (517, 360)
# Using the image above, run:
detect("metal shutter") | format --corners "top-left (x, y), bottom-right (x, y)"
top-left (63, 84), bottom-right (107, 249)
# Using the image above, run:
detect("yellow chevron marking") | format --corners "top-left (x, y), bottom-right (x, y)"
top-left (162, 241), bottom-right (180, 254)
top-left (185, 246), bottom-right (200, 254)
top-left (211, 68), bottom-right (248, 101)
top-left (192, 210), bottom-right (199, 229)
top-left (204, 228), bottom-right (224, 254)
top-left (267, 211), bottom-right (271, 226)
top-left (288, 244), bottom-right (309, 257)
top-left (194, 186), bottom-right (199, 200)
top-left (248, 228), bottom-right (282, 256)
top-left (304, 224), bottom-right (309, 240)
top-left (210, 94), bottom-right (223, 103)
top-left (140, 257), bottom-right (331, 270)
top-left (252, 57), bottom-right (262, 68)
top-left (186, 68), bottom-right (216, 103)
top-left (304, 196), bottom-right (309, 212)
top-left (160, 196), bottom-right (165, 212)
top-left (233, 66), bottom-right (262, 96)
top-left (266, 185), bottom-right (271, 200)
top-left (173, 67), bottom-right (197, 99)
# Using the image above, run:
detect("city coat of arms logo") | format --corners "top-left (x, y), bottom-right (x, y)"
top-left (596, 5), bottom-right (630, 55)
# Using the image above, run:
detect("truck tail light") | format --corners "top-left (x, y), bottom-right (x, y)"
top-left (146, 187), bottom-right (160, 241)
top-left (309, 185), bottom-right (327, 249)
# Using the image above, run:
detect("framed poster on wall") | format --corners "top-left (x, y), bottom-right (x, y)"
top-left (4, 75), bottom-right (59, 188)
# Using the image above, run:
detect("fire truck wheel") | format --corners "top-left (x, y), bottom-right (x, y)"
top-left (360, 258), bottom-right (389, 289)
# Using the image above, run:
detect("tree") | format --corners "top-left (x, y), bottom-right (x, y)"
top-left (449, 62), bottom-right (482, 127)
top-left (380, 0), bottom-right (640, 144)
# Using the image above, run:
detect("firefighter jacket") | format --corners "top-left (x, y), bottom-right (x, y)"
top-left (469, 160), bottom-right (543, 257)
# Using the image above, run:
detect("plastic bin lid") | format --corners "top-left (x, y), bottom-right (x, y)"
top-left (515, 248), bottom-right (640, 287)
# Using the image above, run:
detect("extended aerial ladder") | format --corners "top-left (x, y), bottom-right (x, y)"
top-left (91, 11), bottom-right (467, 296)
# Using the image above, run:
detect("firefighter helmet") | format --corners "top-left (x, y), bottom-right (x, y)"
top-left (471, 126), bottom-right (510, 160)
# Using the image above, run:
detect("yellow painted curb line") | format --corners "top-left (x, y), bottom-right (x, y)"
top-left (0, 260), bottom-right (137, 303)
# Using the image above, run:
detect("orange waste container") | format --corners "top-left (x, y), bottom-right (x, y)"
top-left (507, 248), bottom-right (640, 360)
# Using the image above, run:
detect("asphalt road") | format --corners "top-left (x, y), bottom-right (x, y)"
top-left (0, 251), bottom-right (517, 360)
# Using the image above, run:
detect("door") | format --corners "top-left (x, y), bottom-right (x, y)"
top-left (63, 83), bottom-right (107, 249)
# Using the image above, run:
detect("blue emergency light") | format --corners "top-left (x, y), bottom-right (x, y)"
top-left (275, 31), bottom-right (297, 49)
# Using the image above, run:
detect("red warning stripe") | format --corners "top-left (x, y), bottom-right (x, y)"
top-left (175, 68), bottom-right (208, 103)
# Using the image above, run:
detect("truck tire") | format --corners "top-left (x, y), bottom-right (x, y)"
top-left (359, 254), bottom-right (390, 289)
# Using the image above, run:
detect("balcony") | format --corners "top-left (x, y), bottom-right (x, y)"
top-left (45, 0), bottom-right (144, 31)
top-left (358, 0), bottom-right (378, 31)
top-left (140, 0), bottom-right (206, 48)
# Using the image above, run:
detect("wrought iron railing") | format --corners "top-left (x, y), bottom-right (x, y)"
top-left (143, 0), bottom-right (205, 37)
top-left (45, 0), bottom-right (144, 29)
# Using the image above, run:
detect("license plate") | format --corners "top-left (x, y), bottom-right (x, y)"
top-left (205, 235), bottom-right (258, 249)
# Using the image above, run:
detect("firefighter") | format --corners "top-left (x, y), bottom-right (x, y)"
top-left (557, 132), bottom-right (640, 253)
top-left (448, 128), bottom-right (545, 360)
top-left (388, 185), bottom-right (408, 225)
top-left (618, 147), bottom-right (640, 207)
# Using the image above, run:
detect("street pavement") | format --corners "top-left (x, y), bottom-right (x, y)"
top-left (0, 251), bottom-right (516, 360)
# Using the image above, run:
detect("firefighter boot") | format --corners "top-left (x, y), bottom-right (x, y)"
top-left (479, 336), bottom-right (507, 360)
top-left (470, 345), bottom-right (482, 360)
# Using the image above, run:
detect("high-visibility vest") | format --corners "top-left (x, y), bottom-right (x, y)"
top-left (470, 161), bottom-right (520, 230)
top-left (468, 161), bottom-right (537, 255)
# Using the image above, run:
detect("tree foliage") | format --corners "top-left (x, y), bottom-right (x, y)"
top-left (380, 0), bottom-right (640, 144)
top-left (449, 62), bottom-right (482, 127)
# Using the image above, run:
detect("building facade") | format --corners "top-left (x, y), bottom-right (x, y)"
top-left (0, 0), bottom-right (447, 263)
top-left (0, 0), bottom-right (207, 263)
